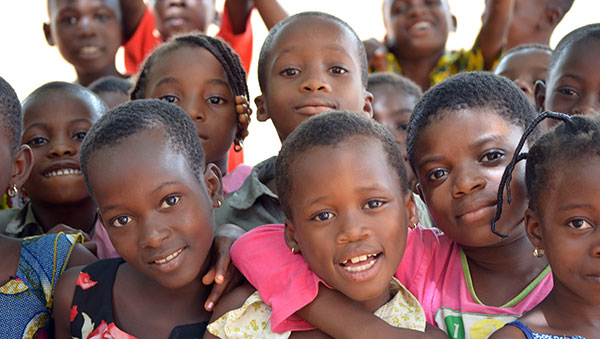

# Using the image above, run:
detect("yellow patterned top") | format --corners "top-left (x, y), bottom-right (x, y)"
top-left (382, 44), bottom-right (500, 88)
top-left (207, 278), bottom-right (426, 338)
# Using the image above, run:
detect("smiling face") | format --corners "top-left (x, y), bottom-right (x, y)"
top-left (494, 48), bottom-right (551, 105)
top-left (88, 129), bottom-right (216, 289)
top-left (541, 40), bottom-right (600, 119)
top-left (413, 109), bottom-right (528, 248)
top-left (527, 157), bottom-right (600, 305)
top-left (257, 16), bottom-right (372, 141)
top-left (46, 0), bottom-right (122, 76)
top-left (144, 47), bottom-right (237, 171)
top-left (285, 136), bottom-right (415, 311)
top-left (383, 0), bottom-right (454, 58)
top-left (152, 0), bottom-right (216, 40)
top-left (22, 90), bottom-right (101, 205)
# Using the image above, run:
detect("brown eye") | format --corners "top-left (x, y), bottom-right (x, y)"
top-left (160, 195), bottom-right (181, 209)
top-left (112, 215), bottom-right (132, 227)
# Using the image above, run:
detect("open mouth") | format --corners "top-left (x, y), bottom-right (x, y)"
top-left (152, 247), bottom-right (185, 265)
top-left (79, 45), bottom-right (102, 56)
top-left (339, 253), bottom-right (380, 273)
top-left (409, 21), bottom-right (433, 34)
top-left (43, 168), bottom-right (82, 178)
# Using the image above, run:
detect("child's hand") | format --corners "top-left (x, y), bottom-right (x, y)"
top-left (47, 223), bottom-right (98, 256)
top-left (364, 38), bottom-right (389, 73)
top-left (202, 223), bottom-right (246, 311)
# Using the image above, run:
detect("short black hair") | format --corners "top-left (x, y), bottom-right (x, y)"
top-left (548, 24), bottom-right (600, 79)
top-left (80, 99), bottom-right (206, 197)
top-left (0, 76), bottom-right (22, 153)
top-left (22, 82), bottom-right (107, 121)
top-left (499, 43), bottom-right (552, 60)
top-left (257, 11), bottom-right (368, 92)
top-left (131, 32), bottom-right (249, 148)
top-left (88, 76), bottom-right (132, 96)
top-left (276, 111), bottom-right (408, 219)
top-left (407, 72), bottom-right (539, 170)
top-left (367, 72), bottom-right (423, 102)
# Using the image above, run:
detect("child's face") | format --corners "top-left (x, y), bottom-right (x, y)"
top-left (370, 84), bottom-right (418, 187)
top-left (89, 129), bottom-right (218, 289)
top-left (413, 109), bottom-right (528, 247)
top-left (45, 0), bottom-right (122, 75)
top-left (152, 0), bottom-right (216, 40)
top-left (540, 41), bottom-right (600, 118)
top-left (285, 136), bottom-right (416, 311)
top-left (526, 157), bottom-right (600, 305)
top-left (22, 91), bottom-right (101, 205)
top-left (494, 49), bottom-right (551, 105)
top-left (145, 47), bottom-right (237, 168)
top-left (257, 16), bottom-right (372, 141)
top-left (383, 0), bottom-right (454, 57)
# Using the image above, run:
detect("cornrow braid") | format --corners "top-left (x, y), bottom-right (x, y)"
top-left (490, 111), bottom-right (572, 238)
top-left (131, 32), bottom-right (250, 149)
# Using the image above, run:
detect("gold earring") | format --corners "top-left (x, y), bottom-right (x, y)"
top-left (533, 247), bottom-right (544, 258)
top-left (7, 184), bottom-right (18, 198)
top-left (216, 200), bottom-right (222, 208)
top-left (409, 222), bottom-right (417, 230)
top-left (291, 247), bottom-right (296, 254)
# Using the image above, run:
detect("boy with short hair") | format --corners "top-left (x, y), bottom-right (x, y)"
top-left (380, 0), bottom-right (513, 91)
top-left (214, 11), bottom-right (373, 231)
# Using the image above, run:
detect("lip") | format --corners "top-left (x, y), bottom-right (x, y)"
top-left (584, 274), bottom-right (600, 283)
top-left (75, 43), bottom-right (105, 60)
top-left (294, 99), bottom-right (336, 115)
top-left (407, 19), bottom-right (435, 36)
top-left (455, 200), bottom-right (497, 224)
top-left (41, 162), bottom-right (82, 178)
top-left (148, 246), bottom-right (187, 273)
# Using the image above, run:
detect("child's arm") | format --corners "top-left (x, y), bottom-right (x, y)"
top-left (118, 0), bottom-right (146, 42)
top-left (477, 0), bottom-right (515, 69)
top-left (223, 0), bottom-right (254, 34)
top-left (254, 0), bottom-right (288, 30)
top-left (203, 283), bottom-right (256, 339)
top-left (53, 266), bottom-right (84, 339)
top-left (488, 324), bottom-right (527, 338)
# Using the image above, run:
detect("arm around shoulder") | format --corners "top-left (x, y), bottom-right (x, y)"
top-left (204, 283), bottom-right (256, 339)
top-left (66, 242), bottom-right (97, 269)
top-left (53, 266), bottom-right (85, 339)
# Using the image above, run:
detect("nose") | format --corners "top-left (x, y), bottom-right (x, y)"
top-left (48, 136), bottom-right (77, 158)
top-left (166, 0), bottom-right (186, 7)
top-left (513, 78), bottom-right (533, 97)
top-left (138, 219), bottom-right (171, 249)
top-left (181, 99), bottom-right (205, 121)
top-left (300, 70), bottom-right (332, 93)
top-left (406, 0), bottom-right (426, 17)
top-left (336, 211), bottom-right (371, 244)
top-left (77, 15), bottom-right (96, 37)
top-left (452, 165), bottom-right (486, 197)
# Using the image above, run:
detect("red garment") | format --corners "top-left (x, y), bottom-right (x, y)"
top-left (124, 6), bottom-right (253, 170)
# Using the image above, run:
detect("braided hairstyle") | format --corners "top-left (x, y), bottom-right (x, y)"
top-left (491, 113), bottom-right (600, 237)
top-left (131, 32), bottom-right (250, 150)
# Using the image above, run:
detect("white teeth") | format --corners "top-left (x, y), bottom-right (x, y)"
top-left (81, 46), bottom-right (100, 54)
top-left (345, 253), bottom-right (377, 265)
top-left (44, 168), bottom-right (82, 178)
top-left (412, 21), bottom-right (431, 31)
top-left (153, 248), bottom-right (184, 265)
top-left (342, 259), bottom-right (376, 272)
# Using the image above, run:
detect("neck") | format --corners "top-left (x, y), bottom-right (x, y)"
top-left (76, 63), bottom-right (122, 87)
top-left (538, 277), bottom-right (600, 330)
top-left (213, 155), bottom-right (228, 177)
top-left (30, 198), bottom-right (97, 234)
top-left (391, 47), bottom-right (444, 91)
top-left (360, 288), bottom-right (393, 313)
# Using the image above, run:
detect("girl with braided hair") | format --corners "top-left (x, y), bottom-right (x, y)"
top-left (490, 113), bottom-right (600, 338)
top-left (131, 32), bottom-right (252, 192)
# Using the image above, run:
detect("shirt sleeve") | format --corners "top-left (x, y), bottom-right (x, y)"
top-left (231, 224), bottom-right (321, 333)
top-left (216, 5), bottom-right (253, 75)
top-left (123, 7), bottom-right (162, 75)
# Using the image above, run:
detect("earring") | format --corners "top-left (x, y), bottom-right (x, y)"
top-left (533, 247), bottom-right (544, 258)
top-left (409, 222), bottom-right (417, 230)
top-left (291, 247), bottom-right (296, 254)
top-left (216, 200), bottom-right (222, 208)
top-left (7, 184), bottom-right (18, 198)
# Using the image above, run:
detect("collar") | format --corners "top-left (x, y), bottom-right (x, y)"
top-left (3, 202), bottom-right (43, 237)
top-left (228, 157), bottom-right (278, 210)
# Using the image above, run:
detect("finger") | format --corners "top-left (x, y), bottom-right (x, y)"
top-left (202, 268), bottom-right (216, 285)
top-left (204, 283), bottom-right (227, 312)
top-left (213, 249), bottom-right (231, 285)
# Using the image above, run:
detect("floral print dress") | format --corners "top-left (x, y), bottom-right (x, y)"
top-left (70, 258), bottom-right (207, 339)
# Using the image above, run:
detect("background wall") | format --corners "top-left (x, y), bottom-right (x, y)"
top-left (0, 1), bottom-right (597, 165)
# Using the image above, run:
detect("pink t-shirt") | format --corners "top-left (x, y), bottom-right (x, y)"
top-left (91, 218), bottom-right (119, 259)
top-left (231, 225), bottom-right (553, 338)
top-left (222, 164), bottom-right (252, 195)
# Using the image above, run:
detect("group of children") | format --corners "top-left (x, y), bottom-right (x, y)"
top-left (1, 0), bottom-right (599, 338)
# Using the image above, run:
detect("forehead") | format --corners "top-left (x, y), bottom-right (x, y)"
top-left (496, 49), bottom-right (551, 72)
top-left (49, 0), bottom-right (120, 16)
top-left (269, 16), bottom-right (360, 62)
top-left (148, 47), bottom-right (228, 86)
top-left (549, 39), bottom-right (600, 80)
top-left (23, 90), bottom-right (103, 125)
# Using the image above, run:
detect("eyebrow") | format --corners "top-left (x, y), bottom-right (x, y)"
top-left (303, 185), bottom-right (390, 208)
top-left (557, 73), bottom-right (584, 82)
top-left (23, 118), bottom-right (93, 133)
top-left (101, 181), bottom-right (181, 213)
top-left (274, 44), bottom-right (353, 64)
top-left (470, 134), bottom-right (503, 150)
top-left (558, 203), bottom-right (595, 212)
top-left (153, 77), bottom-right (230, 89)
top-left (418, 154), bottom-right (445, 170)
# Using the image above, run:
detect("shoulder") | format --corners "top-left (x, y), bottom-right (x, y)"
top-left (488, 321), bottom-right (527, 339)
top-left (210, 283), bottom-right (257, 322)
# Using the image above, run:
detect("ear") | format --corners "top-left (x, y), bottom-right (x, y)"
top-left (450, 15), bottom-right (457, 33)
top-left (9, 145), bottom-right (34, 190)
top-left (415, 182), bottom-right (426, 203)
top-left (204, 163), bottom-right (224, 208)
top-left (524, 208), bottom-right (544, 250)
top-left (404, 191), bottom-right (419, 228)
top-left (362, 90), bottom-right (374, 118)
top-left (534, 80), bottom-right (547, 113)
top-left (97, 209), bottom-right (108, 228)
top-left (254, 95), bottom-right (270, 122)
top-left (541, 6), bottom-right (562, 30)
top-left (284, 218), bottom-right (300, 253)
top-left (43, 22), bottom-right (55, 46)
